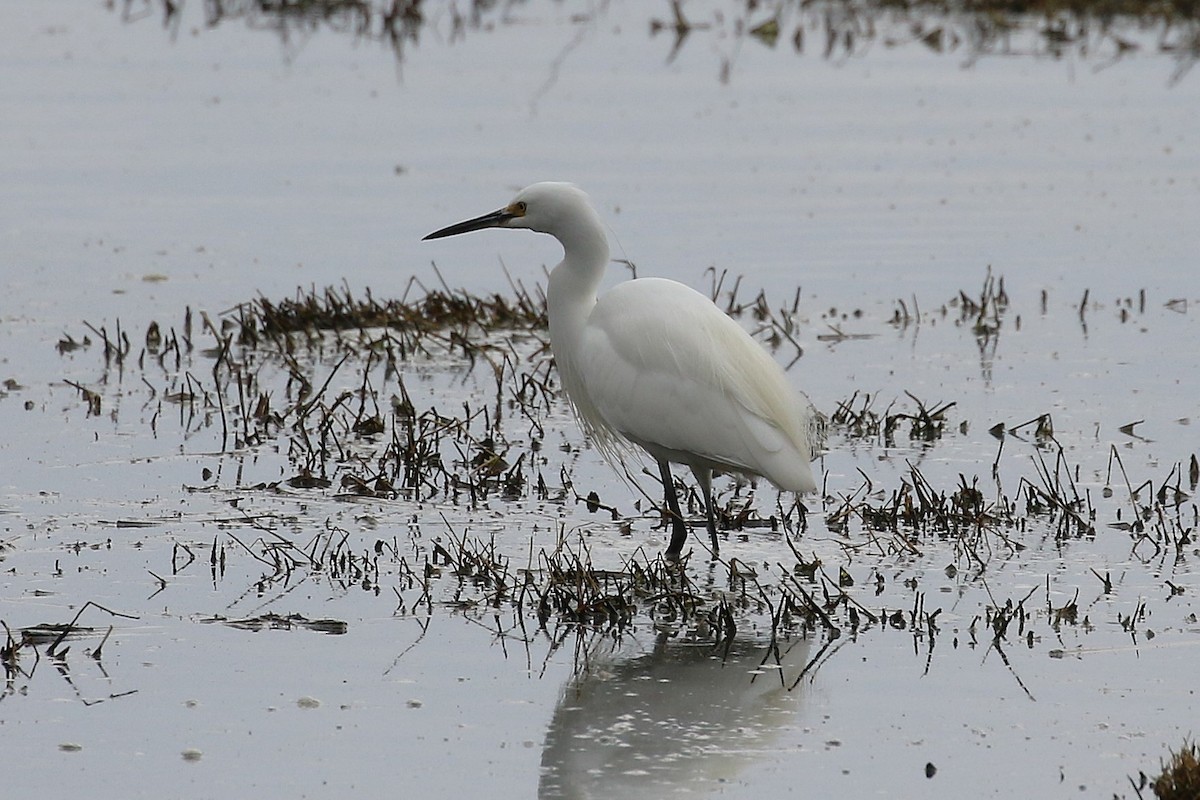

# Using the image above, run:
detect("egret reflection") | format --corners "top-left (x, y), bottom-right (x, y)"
top-left (539, 634), bottom-right (811, 798)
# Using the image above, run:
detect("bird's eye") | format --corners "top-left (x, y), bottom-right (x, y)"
top-left (514, 201), bottom-right (527, 215)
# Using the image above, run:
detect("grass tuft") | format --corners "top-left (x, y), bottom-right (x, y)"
top-left (1153, 740), bottom-right (1200, 800)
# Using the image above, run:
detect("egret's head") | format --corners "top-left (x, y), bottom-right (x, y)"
top-left (423, 182), bottom-right (593, 241)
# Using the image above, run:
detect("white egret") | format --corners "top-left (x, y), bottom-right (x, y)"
top-left (424, 182), bottom-right (819, 558)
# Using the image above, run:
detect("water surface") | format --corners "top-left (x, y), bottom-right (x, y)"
top-left (2, 3), bottom-right (1198, 798)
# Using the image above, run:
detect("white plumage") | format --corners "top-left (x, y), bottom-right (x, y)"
top-left (425, 182), bottom-right (818, 557)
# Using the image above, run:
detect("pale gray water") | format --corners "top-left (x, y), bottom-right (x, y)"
top-left (2, 2), bottom-right (1198, 798)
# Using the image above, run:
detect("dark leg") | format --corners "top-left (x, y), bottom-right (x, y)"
top-left (658, 459), bottom-right (689, 557)
top-left (694, 468), bottom-right (719, 557)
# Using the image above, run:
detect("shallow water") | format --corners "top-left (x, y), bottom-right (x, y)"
top-left (2, 2), bottom-right (1199, 798)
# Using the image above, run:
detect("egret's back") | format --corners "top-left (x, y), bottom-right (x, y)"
top-left (574, 278), bottom-right (817, 493)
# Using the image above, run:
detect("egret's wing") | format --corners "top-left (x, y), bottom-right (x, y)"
top-left (577, 278), bottom-right (816, 493)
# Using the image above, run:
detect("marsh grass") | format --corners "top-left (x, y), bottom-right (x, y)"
top-left (2, 602), bottom-right (139, 704)
top-left (1150, 740), bottom-right (1200, 799)
top-left (112, 0), bottom-right (1200, 84)
top-left (25, 273), bottom-right (1193, 707)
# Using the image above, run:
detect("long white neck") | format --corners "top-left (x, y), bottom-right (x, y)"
top-left (545, 206), bottom-right (609, 360)
top-left (545, 206), bottom-right (609, 417)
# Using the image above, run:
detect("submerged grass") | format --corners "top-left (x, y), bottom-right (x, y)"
top-left (36, 272), bottom-right (1195, 700)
